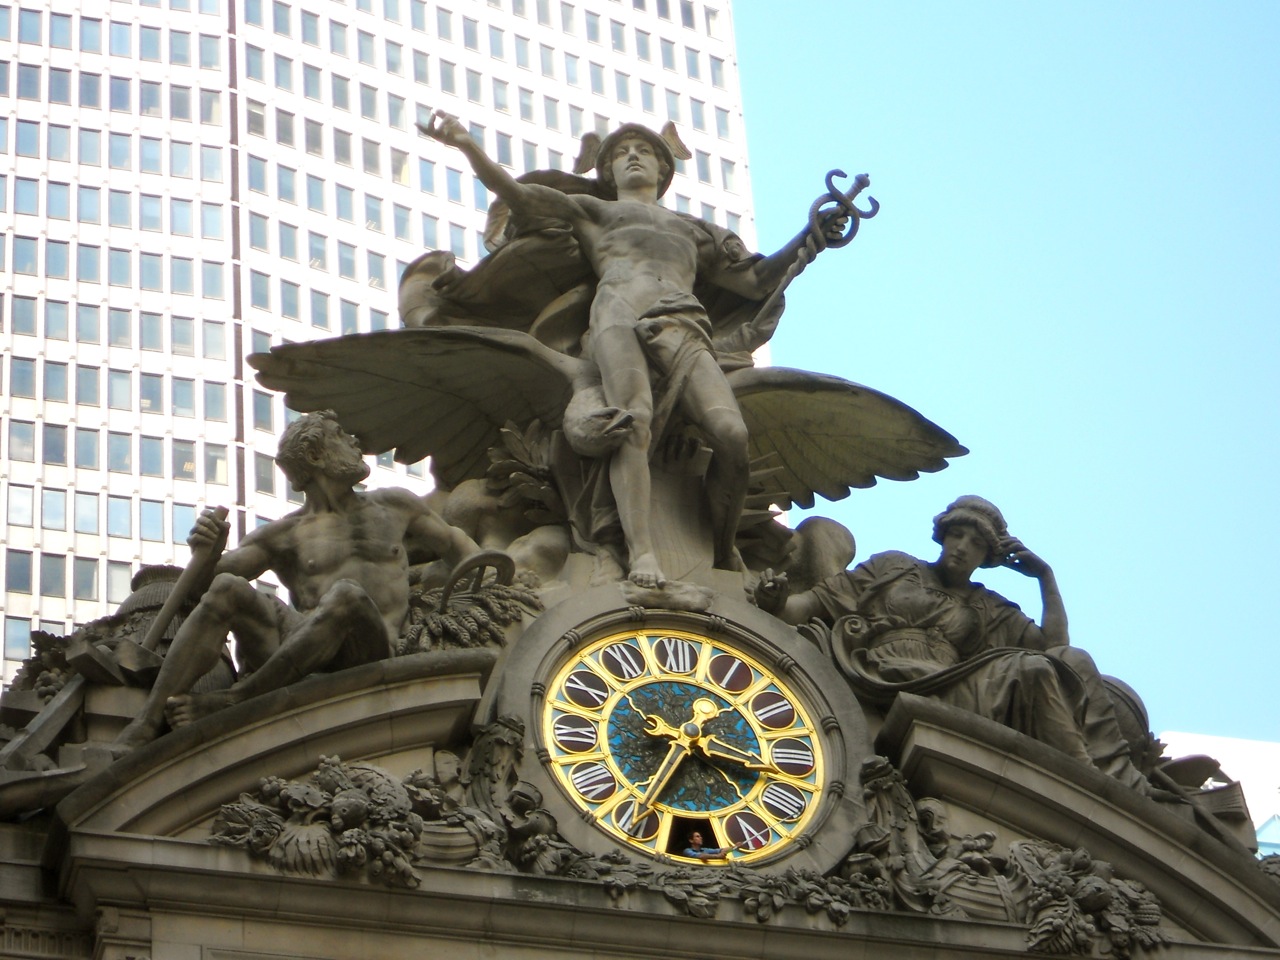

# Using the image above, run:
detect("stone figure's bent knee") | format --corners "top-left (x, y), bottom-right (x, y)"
top-left (200, 572), bottom-right (259, 619)
top-left (311, 579), bottom-right (394, 671)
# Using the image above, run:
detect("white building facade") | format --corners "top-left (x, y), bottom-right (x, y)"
top-left (0, 0), bottom-right (754, 682)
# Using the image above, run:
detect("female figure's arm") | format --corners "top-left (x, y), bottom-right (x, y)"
top-left (756, 554), bottom-right (887, 627)
top-left (998, 537), bottom-right (1068, 648)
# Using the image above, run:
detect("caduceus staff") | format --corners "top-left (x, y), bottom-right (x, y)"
top-left (751, 169), bottom-right (880, 326)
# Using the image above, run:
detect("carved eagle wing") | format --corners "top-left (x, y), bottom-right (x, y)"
top-left (247, 327), bottom-right (581, 489)
top-left (250, 332), bottom-right (964, 506)
top-left (726, 367), bottom-right (968, 510)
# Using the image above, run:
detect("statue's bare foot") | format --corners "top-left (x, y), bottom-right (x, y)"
top-left (165, 690), bottom-right (241, 728)
top-left (110, 718), bottom-right (164, 758)
top-left (627, 553), bottom-right (667, 590)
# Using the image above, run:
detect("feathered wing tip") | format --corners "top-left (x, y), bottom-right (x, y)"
top-left (573, 132), bottom-right (602, 175)
top-left (727, 367), bottom-right (968, 510)
top-left (659, 121), bottom-right (693, 161)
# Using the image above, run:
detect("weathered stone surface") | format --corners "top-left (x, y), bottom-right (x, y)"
top-left (758, 497), bottom-right (1173, 801)
top-left (0, 107), bottom-right (1273, 960)
top-left (0, 595), bottom-right (1270, 960)
top-left (878, 693), bottom-right (1280, 946)
top-left (56, 649), bottom-right (494, 838)
top-left (113, 412), bottom-right (491, 756)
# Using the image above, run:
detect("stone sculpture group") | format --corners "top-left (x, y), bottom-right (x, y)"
top-left (1, 118), bottom-right (1274, 956)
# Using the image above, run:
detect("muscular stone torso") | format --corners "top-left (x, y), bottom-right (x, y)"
top-left (271, 495), bottom-right (415, 639)
top-left (576, 198), bottom-right (705, 325)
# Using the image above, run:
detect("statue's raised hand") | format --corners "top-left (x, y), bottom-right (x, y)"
top-left (187, 507), bottom-right (230, 552)
top-left (821, 212), bottom-right (850, 245)
top-left (999, 537), bottom-right (1050, 579)
top-left (754, 568), bottom-right (791, 614)
top-left (417, 109), bottom-right (471, 149)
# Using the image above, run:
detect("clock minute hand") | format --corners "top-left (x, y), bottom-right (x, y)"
top-left (697, 735), bottom-right (779, 773)
top-left (636, 698), bottom-right (723, 816)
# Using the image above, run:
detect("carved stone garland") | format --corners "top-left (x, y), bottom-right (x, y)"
top-left (211, 719), bottom-right (1170, 955)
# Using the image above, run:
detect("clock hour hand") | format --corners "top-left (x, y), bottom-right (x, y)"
top-left (636, 698), bottom-right (723, 815)
top-left (642, 713), bottom-right (683, 741)
top-left (636, 739), bottom-right (691, 817)
top-left (643, 697), bottom-right (720, 743)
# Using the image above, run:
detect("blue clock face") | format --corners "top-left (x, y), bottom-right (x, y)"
top-left (542, 628), bottom-right (823, 863)
top-left (606, 681), bottom-right (760, 812)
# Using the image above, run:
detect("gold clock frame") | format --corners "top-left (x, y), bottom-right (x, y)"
top-left (542, 625), bottom-right (826, 863)
top-left (481, 587), bottom-right (872, 871)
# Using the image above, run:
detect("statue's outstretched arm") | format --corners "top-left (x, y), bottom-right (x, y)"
top-left (754, 570), bottom-right (825, 625)
top-left (419, 110), bottom-right (579, 223)
top-left (750, 215), bottom-right (848, 293)
top-left (728, 170), bottom-right (878, 300)
top-left (211, 517), bottom-right (278, 585)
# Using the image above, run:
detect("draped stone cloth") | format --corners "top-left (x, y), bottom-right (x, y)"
top-left (813, 551), bottom-right (1138, 780)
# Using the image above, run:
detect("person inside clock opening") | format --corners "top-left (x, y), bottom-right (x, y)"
top-left (683, 830), bottom-right (750, 861)
top-left (755, 496), bottom-right (1165, 798)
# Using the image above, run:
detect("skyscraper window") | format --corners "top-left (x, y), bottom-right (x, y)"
top-left (0, 0), bottom-right (753, 682)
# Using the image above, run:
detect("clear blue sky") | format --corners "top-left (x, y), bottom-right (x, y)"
top-left (734, 2), bottom-right (1280, 741)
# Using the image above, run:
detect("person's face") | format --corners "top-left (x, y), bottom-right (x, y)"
top-left (318, 421), bottom-right (371, 484)
top-left (688, 832), bottom-right (703, 848)
top-left (611, 136), bottom-right (662, 192)
top-left (938, 523), bottom-right (989, 583)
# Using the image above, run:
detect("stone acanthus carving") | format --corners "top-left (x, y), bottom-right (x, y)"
top-left (1014, 843), bottom-right (1166, 956)
top-left (209, 725), bottom-right (1167, 955)
top-left (210, 718), bottom-right (625, 887)
top-left (850, 757), bottom-right (1169, 957)
top-left (207, 739), bottom-right (891, 922)
top-left (213, 755), bottom-right (434, 888)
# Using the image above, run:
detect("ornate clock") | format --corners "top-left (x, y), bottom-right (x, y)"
top-left (485, 588), bottom-right (872, 871)
top-left (542, 626), bottom-right (824, 861)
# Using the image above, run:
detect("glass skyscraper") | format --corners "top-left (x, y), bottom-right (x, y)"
top-left (0, 0), bottom-right (754, 682)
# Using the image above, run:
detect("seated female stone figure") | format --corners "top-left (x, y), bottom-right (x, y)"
top-left (756, 496), bottom-right (1152, 792)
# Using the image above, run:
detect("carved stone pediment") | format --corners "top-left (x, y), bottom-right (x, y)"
top-left (55, 649), bottom-right (496, 841)
top-left (14, 596), bottom-right (1272, 960)
top-left (876, 693), bottom-right (1280, 947)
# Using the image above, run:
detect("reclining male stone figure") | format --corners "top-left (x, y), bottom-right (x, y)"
top-left (114, 411), bottom-right (480, 753)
